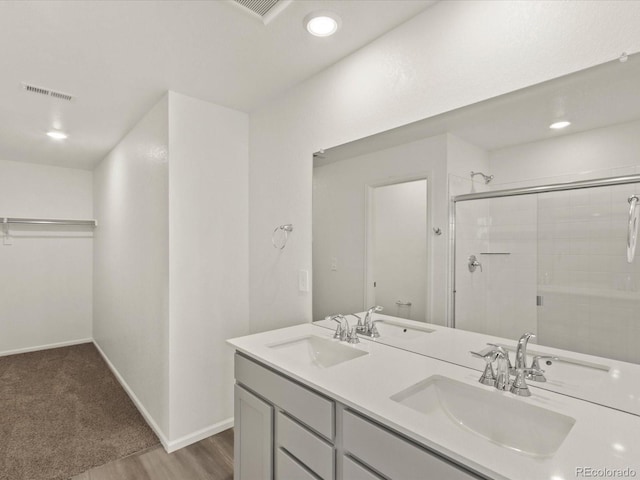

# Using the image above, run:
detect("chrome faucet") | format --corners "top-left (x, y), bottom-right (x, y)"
top-left (358, 305), bottom-right (383, 337)
top-left (471, 332), bottom-right (544, 397)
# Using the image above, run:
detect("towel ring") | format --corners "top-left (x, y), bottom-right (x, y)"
top-left (272, 224), bottom-right (293, 250)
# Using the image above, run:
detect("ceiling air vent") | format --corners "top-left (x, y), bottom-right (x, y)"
top-left (22, 83), bottom-right (75, 102)
top-left (231, 0), bottom-right (290, 23)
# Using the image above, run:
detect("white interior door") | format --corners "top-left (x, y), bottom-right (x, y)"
top-left (370, 179), bottom-right (427, 321)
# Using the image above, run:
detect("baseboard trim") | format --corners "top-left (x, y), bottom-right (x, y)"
top-left (166, 417), bottom-right (234, 453)
top-left (0, 338), bottom-right (92, 357)
top-left (92, 340), bottom-right (171, 451)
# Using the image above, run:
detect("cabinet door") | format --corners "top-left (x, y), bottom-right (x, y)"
top-left (235, 385), bottom-right (273, 480)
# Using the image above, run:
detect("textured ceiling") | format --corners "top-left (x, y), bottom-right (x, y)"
top-left (0, 0), bottom-right (436, 169)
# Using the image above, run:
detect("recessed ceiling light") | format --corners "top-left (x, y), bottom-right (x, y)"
top-left (549, 121), bottom-right (571, 130)
top-left (305, 12), bottom-right (341, 37)
top-left (46, 130), bottom-right (68, 140)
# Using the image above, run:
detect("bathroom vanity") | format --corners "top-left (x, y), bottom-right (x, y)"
top-left (228, 323), bottom-right (640, 480)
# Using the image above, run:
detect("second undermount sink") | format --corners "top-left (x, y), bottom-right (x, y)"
top-left (268, 335), bottom-right (368, 368)
top-left (391, 375), bottom-right (575, 457)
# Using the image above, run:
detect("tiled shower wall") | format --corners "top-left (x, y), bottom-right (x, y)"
top-left (454, 193), bottom-right (537, 341)
top-left (537, 183), bottom-right (640, 363)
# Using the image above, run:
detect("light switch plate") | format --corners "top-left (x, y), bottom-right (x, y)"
top-left (298, 270), bottom-right (310, 292)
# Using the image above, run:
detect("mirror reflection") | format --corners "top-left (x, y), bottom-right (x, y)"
top-left (313, 52), bottom-right (640, 369)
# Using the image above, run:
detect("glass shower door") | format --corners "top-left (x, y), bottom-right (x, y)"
top-left (454, 195), bottom-right (538, 339)
top-left (536, 183), bottom-right (640, 363)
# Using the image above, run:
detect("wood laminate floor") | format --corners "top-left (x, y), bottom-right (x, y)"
top-left (72, 428), bottom-right (234, 480)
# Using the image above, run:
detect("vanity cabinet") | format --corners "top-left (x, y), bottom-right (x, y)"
top-left (342, 410), bottom-right (484, 480)
top-left (234, 353), bottom-right (485, 480)
top-left (234, 353), bottom-right (336, 480)
top-left (234, 385), bottom-right (273, 480)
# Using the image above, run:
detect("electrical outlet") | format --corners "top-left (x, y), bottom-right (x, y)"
top-left (331, 257), bottom-right (338, 271)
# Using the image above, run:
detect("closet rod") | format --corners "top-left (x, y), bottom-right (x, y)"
top-left (1, 217), bottom-right (97, 227)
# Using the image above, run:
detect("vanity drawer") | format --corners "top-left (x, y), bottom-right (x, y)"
top-left (343, 410), bottom-right (483, 480)
top-left (276, 411), bottom-right (334, 480)
top-left (343, 456), bottom-right (384, 480)
top-left (235, 353), bottom-right (335, 440)
top-left (276, 448), bottom-right (320, 480)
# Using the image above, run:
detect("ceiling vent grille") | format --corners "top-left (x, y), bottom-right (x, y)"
top-left (233, 0), bottom-right (279, 17)
top-left (22, 83), bottom-right (74, 102)
top-left (231, 0), bottom-right (289, 23)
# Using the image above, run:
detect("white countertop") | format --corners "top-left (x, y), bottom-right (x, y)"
top-left (314, 314), bottom-right (640, 416)
top-left (228, 323), bottom-right (640, 480)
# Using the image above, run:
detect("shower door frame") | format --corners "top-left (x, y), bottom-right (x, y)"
top-left (449, 173), bottom-right (640, 328)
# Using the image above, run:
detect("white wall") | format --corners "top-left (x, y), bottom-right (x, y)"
top-left (93, 95), bottom-right (171, 438)
top-left (447, 134), bottom-right (490, 183)
top-left (490, 119), bottom-right (640, 187)
top-left (313, 136), bottom-right (446, 323)
top-left (249, 0), bottom-right (640, 334)
top-left (167, 92), bottom-right (249, 445)
top-left (0, 159), bottom-right (93, 355)
top-left (93, 92), bottom-right (249, 450)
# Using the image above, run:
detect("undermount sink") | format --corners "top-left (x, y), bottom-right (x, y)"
top-left (268, 335), bottom-right (368, 368)
top-left (391, 375), bottom-right (575, 457)
top-left (374, 320), bottom-right (434, 340)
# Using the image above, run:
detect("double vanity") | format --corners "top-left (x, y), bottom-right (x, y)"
top-left (228, 317), bottom-right (640, 480)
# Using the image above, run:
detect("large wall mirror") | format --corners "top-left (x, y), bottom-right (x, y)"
top-left (313, 52), bottom-right (640, 373)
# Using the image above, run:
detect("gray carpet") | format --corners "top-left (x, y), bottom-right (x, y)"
top-left (0, 343), bottom-right (159, 480)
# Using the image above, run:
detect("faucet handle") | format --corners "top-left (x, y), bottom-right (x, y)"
top-left (470, 348), bottom-right (497, 386)
top-left (527, 355), bottom-right (558, 382)
top-left (487, 343), bottom-right (513, 369)
top-left (509, 368), bottom-right (532, 397)
top-left (369, 324), bottom-right (379, 338)
top-left (365, 305), bottom-right (384, 320)
top-left (333, 324), bottom-right (342, 339)
top-left (330, 315), bottom-right (347, 339)
top-left (471, 346), bottom-right (496, 358)
top-left (531, 355), bottom-right (558, 368)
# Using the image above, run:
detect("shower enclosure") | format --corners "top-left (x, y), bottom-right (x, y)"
top-left (452, 174), bottom-right (640, 364)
